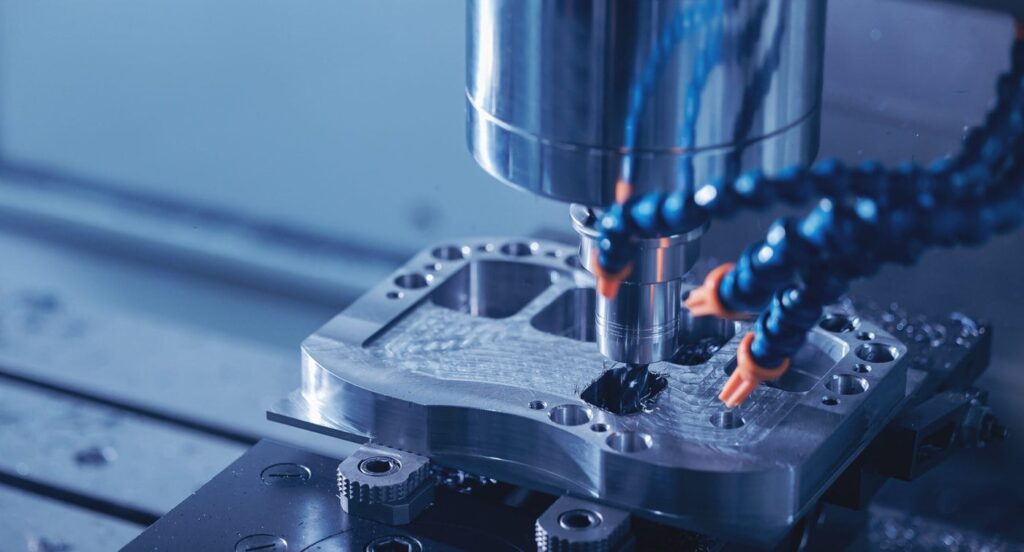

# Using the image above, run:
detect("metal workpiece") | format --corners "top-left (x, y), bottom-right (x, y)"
top-left (271, 238), bottom-right (915, 545)
top-left (466, 0), bottom-right (825, 206)
top-left (572, 205), bottom-right (706, 364)
top-left (535, 496), bottom-right (633, 552)
top-left (337, 444), bottom-right (436, 525)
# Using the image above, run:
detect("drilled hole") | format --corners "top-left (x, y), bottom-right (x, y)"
top-left (394, 273), bottom-right (429, 289)
top-left (826, 374), bottom-right (869, 395)
top-left (822, 396), bottom-right (839, 406)
top-left (499, 242), bottom-right (535, 256)
top-left (432, 245), bottom-right (468, 260)
top-left (606, 431), bottom-right (653, 453)
top-left (852, 363), bottom-right (872, 373)
top-left (590, 423), bottom-right (609, 433)
top-left (710, 410), bottom-right (745, 429)
top-left (558, 510), bottom-right (602, 530)
top-left (358, 457), bottom-right (401, 476)
top-left (855, 343), bottom-right (897, 363)
top-left (819, 314), bottom-right (857, 333)
top-left (528, 400), bottom-right (547, 410)
top-left (857, 331), bottom-right (875, 341)
top-left (549, 404), bottom-right (592, 426)
top-left (476, 243), bottom-right (495, 253)
top-left (386, 291), bottom-right (403, 300)
top-left (423, 263), bottom-right (442, 272)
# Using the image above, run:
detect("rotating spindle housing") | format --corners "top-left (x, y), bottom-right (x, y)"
top-left (466, 0), bottom-right (825, 206)
top-left (466, 0), bottom-right (826, 364)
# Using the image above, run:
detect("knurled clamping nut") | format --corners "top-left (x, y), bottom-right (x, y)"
top-left (336, 444), bottom-right (435, 526)
top-left (536, 496), bottom-right (633, 552)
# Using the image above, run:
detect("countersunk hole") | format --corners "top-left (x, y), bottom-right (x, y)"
top-left (590, 423), bottom-right (609, 433)
top-left (710, 410), bottom-right (745, 429)
top-left (386, 291), bottom-right (403, 300)
top-left (826, 374), bottom-right (869, 395)
top-left (549, 404), bottom-right (592, 426)
top-left (855, 343), bottom-right (898, 363)
top-left (565, 255), bottom-right (583, 269)
top-left (423, 262), bottom-right (442, 272)
top-left (528, 400), bottom-right (547, 410)
top-left (606, 431), bottom-right (653, 453)
top-left (558, 509), bottom-right (602, 530)
top-left (358, 456), bottom-right (401, 476)
top-left (394, 273), bottom-right (429, 289)
top-left (499, 241), bottom-right (536, 256)
top-left (856, 331), bottom-right (875, 341)
top-left (365, 535), bottom-right (422, 552)
top-left (852, 363), bottom-right (872, 374)
top-left (432, 245), bottom-right (468, 260)
top-left (822, 396), bottom-right (840, 406)
top-left (819, 314), bottom-right (857, 333)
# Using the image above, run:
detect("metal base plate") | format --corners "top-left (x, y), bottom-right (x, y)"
top-left (122, 440), bottom-right (540, 551)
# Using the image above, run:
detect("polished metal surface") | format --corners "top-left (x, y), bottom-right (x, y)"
top-left (572, 205), bottom-right (706, 364)
top-left (271, 238), bottom-right (912, 545)
top-left (466, 0), bottom-right (825, 206)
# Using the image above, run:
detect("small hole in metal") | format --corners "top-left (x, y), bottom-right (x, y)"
top-left (822, 396), bottom-right (839, 406)
top-left (826, 374), bottom-right (869, 395)
top-left (528, 400), bottom-right (547, 410)
top-left (549, 404), bottom-right (592, 426)
top-left (710, 410), bottom-right (745, 429)
top-left (855, 343), bottom-right (897, 363)
top-left (386, 291), bottom-right (403, 300)
top-left (358, 457), bottom-right (401, 476)
top-left (432, 245), bottom-right (468, 260)
top-left (852, 363), bottom-right (872, 373)
top-left (499, 242), bottom-right (536, 256)
top-left (606, 431), bottom-right (653, 453)
top-left (424, 263), bottom-right (442, 272)
top-left (558, 509), bottom-right (602, 530)
top-left (476, 243), bottom-right (495, 253)
top-left (819, 314), bottom-right (857, 333)
top-left (857, 331), bottom-right (875, 341)
top-left (394, 273), bottom-right (429, 289)
top-left (590, 423), bottom-right (609, 433)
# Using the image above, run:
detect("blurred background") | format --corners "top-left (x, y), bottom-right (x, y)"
top-left (0, 0), bottom-right (1021, 550)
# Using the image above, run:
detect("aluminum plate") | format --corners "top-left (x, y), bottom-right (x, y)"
top-left (271, 238), bottom-right (909, 545)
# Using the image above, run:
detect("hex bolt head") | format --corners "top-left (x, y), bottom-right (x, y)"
top-left (337, 444), bottom-right (435, 525)
top-left (365, 535), bottom-right (423, 552)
